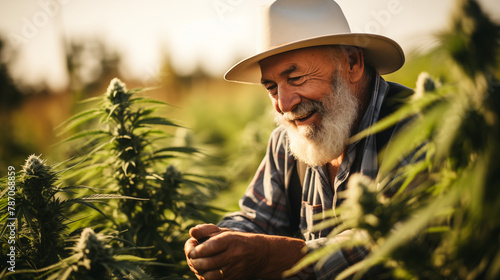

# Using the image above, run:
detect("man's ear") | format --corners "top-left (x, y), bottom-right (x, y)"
top-left (346, 47), bottom-right (364, 83)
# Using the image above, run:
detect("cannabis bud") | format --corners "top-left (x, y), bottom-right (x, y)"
top-left (106, 77), bottom-right (128, 102)
top-left (75, 228), bottom-right (113, 270)
top-left (22, 154), bottom-right (50, 177)
top-left (163, 165), bottom-right (182, 187)
top-left (343, 174), bottom-right (380, 227)
top-left (415, 72), bottom-right (437, 99)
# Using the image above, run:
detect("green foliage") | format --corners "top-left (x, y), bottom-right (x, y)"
top-left (177, 84), bottom-right (274, 212)
top-left (289, 0), bottom-right (500, 279)
top-left (59, 78), bottom-right (221, 277)
top-left (8, 154), bottom-right (66, 270)
top-left (1, 78), bottom-right (222, 279)
top-left (30, 228), bottom-right (157, 280)
top-left (438, 0), bottom-right (500, 78)
top-left (7, 227), bottom-right (159, 280)
top-left (0, 154), bottom-right (144, 279)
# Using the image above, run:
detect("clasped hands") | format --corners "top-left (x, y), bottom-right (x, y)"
top-left (184, 224), bottom-right (307, 280)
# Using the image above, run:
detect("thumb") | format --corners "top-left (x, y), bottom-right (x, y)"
top-left (189, 224), bottom-right (224, 241)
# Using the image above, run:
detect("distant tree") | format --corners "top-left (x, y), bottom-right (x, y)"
top-left (0, 36), bottom-right (32, 172)
top-left (0, 37), bottom-right (23, 110)
top-left (64, 37), bottom-right (121, 94)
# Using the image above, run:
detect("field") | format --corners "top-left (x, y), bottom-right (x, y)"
top-left (1, 0), bottom-right (500, 279)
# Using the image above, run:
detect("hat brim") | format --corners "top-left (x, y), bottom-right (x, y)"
top-left (224, 33), bottom-right (405, 84)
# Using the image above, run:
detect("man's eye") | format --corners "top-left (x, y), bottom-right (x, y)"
top-left (266, 84), bottom-right (277, 93)
top-left (289, 76), bottom-right (305, 84)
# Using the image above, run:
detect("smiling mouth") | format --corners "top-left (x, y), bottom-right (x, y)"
top-left (294, 109), bottom-right (317, 124)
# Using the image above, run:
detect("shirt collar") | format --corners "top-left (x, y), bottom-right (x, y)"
top-left (334, 73), bottom-right (389, 187)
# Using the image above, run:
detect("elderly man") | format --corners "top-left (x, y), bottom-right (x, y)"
top-left (185, 0), bottom-right (413, 279)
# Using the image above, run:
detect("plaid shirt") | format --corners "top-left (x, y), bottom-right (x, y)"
top-left (219, 75), bottom-right (413, 279)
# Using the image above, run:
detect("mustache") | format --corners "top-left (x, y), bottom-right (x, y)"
top-left (280, 99), bottom-right (324, 122)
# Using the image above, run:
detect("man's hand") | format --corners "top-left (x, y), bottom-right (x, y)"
top-left (185, 224), bottom-right (229, 279)
top-left (184, 224), bottom-right (308, 280)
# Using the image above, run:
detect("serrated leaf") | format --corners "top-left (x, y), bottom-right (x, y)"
top-left (131, 97), bottom-right (169, 106)
top-left (148, 155), bottom-right (175, 161)
top-left (113, 254), bottom-right (156, 262)
top-left (60, 185), bottom-right (106, 192)
top-left (69, 199), bottom-right (112, 220)
top-left (58, 129), bottom-right (109, 144)
top-left (78, 95), bottom-right (104, 104)
top-left (56, 108), bottom-right (105, 134)
top-left (106, 103), bottom-right (121, 122)
top-left (136, 117), bottom-right (180, 127)
top-left (78, 194), bottom-right (148, 201)
top-left (154, 146), bottom-right (199, 155)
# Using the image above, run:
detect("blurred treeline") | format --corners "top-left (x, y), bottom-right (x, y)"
top-left (0, 33), bottom-right (275, 213)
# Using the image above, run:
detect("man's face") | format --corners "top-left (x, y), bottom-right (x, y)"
top-left (259, 46), bottom-right (360, 167)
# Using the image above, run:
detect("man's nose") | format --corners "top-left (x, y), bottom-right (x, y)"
top-left (276, 84), bottom-right (301, 113)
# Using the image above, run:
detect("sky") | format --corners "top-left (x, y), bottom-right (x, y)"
top-left (0, 0), bottom-right (499, 91)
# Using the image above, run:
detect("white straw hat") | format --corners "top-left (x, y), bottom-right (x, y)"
top-left (224, 0), bottom-right (405, 84)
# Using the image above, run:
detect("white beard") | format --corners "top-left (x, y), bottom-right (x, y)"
top-left (274, 76), bottom-right (360, 167)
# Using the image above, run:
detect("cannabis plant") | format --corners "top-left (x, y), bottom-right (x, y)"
top-left (0, 154), bottom-right (140, 278)
top-left (59, 78), bottom-right (219, 276)
top-left (288, 0), bottom-right (500, 279)
top-left (28, 228), bottom-right (156, 280)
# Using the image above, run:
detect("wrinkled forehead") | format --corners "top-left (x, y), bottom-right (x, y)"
top-left (259, 46), bottom-right (334, 67)
top-left (258, 46), bottom-right (345, 80)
